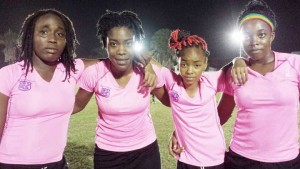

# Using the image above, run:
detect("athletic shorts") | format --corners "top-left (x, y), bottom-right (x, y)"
top-left (94, 140), bottom-right (161, 169)
top-left (177, 160), bottom-right (224, 169)
top-left (0, 156), bottom-right (68, 169)
top-left (225, 148), bottom-right (300, 169)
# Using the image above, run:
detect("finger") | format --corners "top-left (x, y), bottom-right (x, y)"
top-left (236, 69), bottom-right (243, 85)
top-left (231, 71), bottom-right (238, 85)
top-left (168, 141), bottom-right (176, 158)
top-left (143, 73), bottom-right (150, 86)
top-left (173, 146), bottom-right (185, 154)
top-left (243, 68), bottom-right (249, 83)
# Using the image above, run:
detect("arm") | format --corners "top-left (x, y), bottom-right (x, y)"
top-left (72, 88), bottom-right (93, 114)
top-left (142, 58), bottom-right (165, 88)
top-left (217, 93), bottom-right (236, 125)
top-left (0, 92), bottom-right (8, 143)
top-left (152, 86), bottom-right (170, 107)
top-left (168, 131), bottom-right (184, 158)
top-left (231, 57), bottom-right (248, 85)
top-left (221, 57), bottom-right (248, 85)
top-left (80, 58), bottom-right (102, 69)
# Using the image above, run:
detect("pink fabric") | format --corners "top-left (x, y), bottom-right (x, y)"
top-left (78, 59), bottom-right (164, 152)
top-left (162, 67), bottom-right (226, 167)
top-left (0, 59), bottom-right (84, 164)
top-left (225, 52), bottom-right (300, 162)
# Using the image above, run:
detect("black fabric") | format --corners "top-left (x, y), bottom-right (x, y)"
top-left (225, 148), bottom-right (300, 169)
top-left (177, 160), bottom-right (224, 169)
top-left (94, 140), bottom-right (161, 169)
top-left (0, 156), bottom-right (68, 169)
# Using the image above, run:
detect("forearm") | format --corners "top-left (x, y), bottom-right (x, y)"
top-left (72, 88), bottom-right (93, 115)
top-left (217, 93), bottom-right (235, 125)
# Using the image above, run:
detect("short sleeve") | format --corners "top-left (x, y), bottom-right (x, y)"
top-left (77, 63), bottom-right (100, 93)
top-left (160, 67), bottom-right (178, 90)
top-left (202, 70), bottom-right (226, 92)
top-left (0, 64), bottom-right (19, 96)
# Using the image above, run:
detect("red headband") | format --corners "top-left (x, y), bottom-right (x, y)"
top-left (169, 29), bottom-right (208, 51)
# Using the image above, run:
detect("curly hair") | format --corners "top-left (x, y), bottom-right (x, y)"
top-left (238, 0), bottom-right (277, 31)
top-left (168, 29), bottom-right (210, 57)
top-left (96, 10), bottom-right (144, 49)
top-left (17, 9), bottom-right (78, 81)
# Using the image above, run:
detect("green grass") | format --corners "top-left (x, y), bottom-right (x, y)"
top-left (65, 96), bottom-right (236, 169)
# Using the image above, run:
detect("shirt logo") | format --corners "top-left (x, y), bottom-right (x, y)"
top-left (18, 80), bottom-right (31, 91)
top-left (100, 87), bottom-right (110, 98)
top-left (170, 90), bottom-right (179, 102)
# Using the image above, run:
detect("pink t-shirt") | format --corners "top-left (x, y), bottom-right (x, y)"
top-left (78, 59), bottom-right (164, 152)
top-left (161, 67), bottom-right (226, 167)
top-left (225, 52), bottom-right (300, 162)
top-left (0, 59), bottom-right (84, 164)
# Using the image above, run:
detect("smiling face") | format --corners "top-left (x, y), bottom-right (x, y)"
top-left (106, 27), bottom-right (135, 74)
top-left (33, 13), bottom-right (66, 65)
top-left (178, 46), bottom-right (207, 88)
top-left (241, 19), bottom-right (275, 61)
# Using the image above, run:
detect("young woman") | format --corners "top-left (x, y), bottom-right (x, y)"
top-left (0, 9), bottom-right (99, 169)
top-left (73, 10), bottom-right (165, 169)
top-left (218, 0), bottom-right (300, 168)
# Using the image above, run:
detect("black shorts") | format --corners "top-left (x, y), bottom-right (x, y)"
top-left (0, 156), bottom-right (68, 169)
top-left (177, 160), bottom-right (224, 169)
top-left (94, 140), bottom-right (161, 169)
top-left (225, 148), bottom-right (300, 169)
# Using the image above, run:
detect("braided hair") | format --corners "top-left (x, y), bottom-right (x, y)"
top-left (17, 9), bottom-right (78, 81)
top-left (96, 10), bottom-right (144, 49)
top-left (168, 29), bottom-right (210, 57)
top-left (238, 0), bottom-right (277, 31)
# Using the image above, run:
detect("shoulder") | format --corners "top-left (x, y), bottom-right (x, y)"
top-left (0, 61), bottom-right (23, 74)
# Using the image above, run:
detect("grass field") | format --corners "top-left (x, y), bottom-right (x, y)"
top-left (65, 96), bottom-right (237, 169)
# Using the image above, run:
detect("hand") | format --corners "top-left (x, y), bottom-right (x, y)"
top-left (168, 131), bottom-right (184, 158)
top-left (143, 63), bottom-right (157, 88)
top-left (232, 57), bottom-right (248, 85)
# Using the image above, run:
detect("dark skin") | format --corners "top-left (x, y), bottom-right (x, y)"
top-left (73, 26), bottom-right (161, 114)
top-left (218, 19), bottom-right (275, 126)
top-left (33, 13), bottom-right (67, 82)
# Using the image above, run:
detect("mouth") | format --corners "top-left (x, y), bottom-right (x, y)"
top-left (45, 48), bottom-right (58, 54)
top-left (184, 77), bottom-right (195, 81)
top-left (249, 48), bottom-right (261, 53)
top-left (115, 58), bottom-right (130, 65)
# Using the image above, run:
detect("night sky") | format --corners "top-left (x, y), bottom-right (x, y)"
top-left (1, 0), bottom-right (300, 68)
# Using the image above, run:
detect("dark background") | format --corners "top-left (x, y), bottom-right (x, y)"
top-left (0, 0), bottom-right (299, 68)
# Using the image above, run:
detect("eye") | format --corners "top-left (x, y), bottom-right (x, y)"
top-left (39, 30), bottom-right (48, 36)
top-left (180, 63), bottom-right (187, 68)
top-left (126, 41), bottom-right (133, 47)
top-left (110, 42), bottom-right (117, 47)
top-left (258, 33), bottom-right (266, 38)
top-left (195, 64), bottom-right (202, 68)
top-left (57, 31), bottom-right (66, 38)
top-left (242, 34), bottom-right (250, 41)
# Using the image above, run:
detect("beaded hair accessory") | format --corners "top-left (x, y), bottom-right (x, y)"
top-left (239, 13), bottom-right (274, 31)
top-left (168, 29), bottom-right (208, 55)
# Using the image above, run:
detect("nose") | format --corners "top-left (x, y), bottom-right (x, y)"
top-left (186, 66), bottom-right (193, 74)
top-left (48, 32), bottom-right (57, 44)
top-left (249, 35), bottom-right (259, 46)
top-left (117, 44), bottom-right (126, 55)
